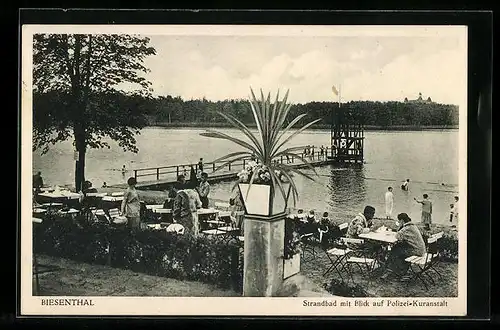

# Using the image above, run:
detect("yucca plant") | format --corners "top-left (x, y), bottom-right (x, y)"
top-left (200, 87), bottom-right (321, 208)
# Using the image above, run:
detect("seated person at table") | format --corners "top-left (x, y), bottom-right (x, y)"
top-left (345, 205), bottom-right (380, 253)
top-left (301, 210), bottom-right (318, 236)
top-left (381, 213), bottom-right (426, 280)
top-left (317, 212), bottom-right (330, 243)
top-left (83, 180), bottom-right (98, 194)
top-left (163, 185), bottom-right (177, 209)
top-left (347, 205), bottom-right (375, 238)
top-left (173, 175), bottom-right (187, 192)
top-left (33, 171), bottom-right (44, 193)
top-left (173, 188), bottom-right (202, 237)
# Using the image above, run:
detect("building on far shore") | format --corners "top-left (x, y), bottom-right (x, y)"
top-left (404, 92), bottom-right (434, 104)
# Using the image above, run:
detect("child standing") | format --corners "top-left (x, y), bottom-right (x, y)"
top-left (449, 203), bottom-right (455, 222)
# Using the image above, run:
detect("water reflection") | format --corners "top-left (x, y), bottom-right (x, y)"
top-left (327, 163), bottom-right (366, 218)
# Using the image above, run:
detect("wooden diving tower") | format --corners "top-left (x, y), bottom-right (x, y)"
top-left (329, 103), bottom-right (364, 163)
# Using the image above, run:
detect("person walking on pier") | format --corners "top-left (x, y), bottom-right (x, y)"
top-left (121, 177), bottom-right (141, 234)
top-left (197, 172), bottom-right (210, 208)
top-left (385, 186), bottom-right (394, 219)
top-left (197, 158), bottom-right (204, 172)
top-left (414, 194), bottom-right (432, 230)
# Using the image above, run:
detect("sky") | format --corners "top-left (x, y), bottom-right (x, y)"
top-left (135, 26), bottom-right (467, 105)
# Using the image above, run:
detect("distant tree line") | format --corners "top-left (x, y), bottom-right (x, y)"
top-left (34, 92), bottom-right (459, 130)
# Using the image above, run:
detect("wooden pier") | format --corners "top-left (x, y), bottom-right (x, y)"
top-left (109, 146), bottom-right (336, 191)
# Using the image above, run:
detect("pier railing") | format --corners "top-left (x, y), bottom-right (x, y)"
top-left (132, 146), bottom-right (333, 183)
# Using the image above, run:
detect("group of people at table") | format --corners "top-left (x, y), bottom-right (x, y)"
top-left (294, 204), bottom-right (431, 281)
top-left (34, 169), bottom-right (440, 280)
top-left (114, 173), bottom-right (243, 237)
top-left (33, 167), bottom-right (242, 240)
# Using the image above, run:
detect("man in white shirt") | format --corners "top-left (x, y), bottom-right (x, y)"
top-left (385, 187), bottom-right (394, 219)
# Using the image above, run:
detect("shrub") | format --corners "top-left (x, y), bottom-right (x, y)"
top-left (421, 232), bottom-right (458, 262)
top-left (283, 216), bottom-right (303, 260)
top-left (323, 278), bottom-right (370, 297)
top-left (33, 212), bottom-right (243, 293)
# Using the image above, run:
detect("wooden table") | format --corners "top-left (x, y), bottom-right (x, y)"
top-left (86, 192), bottom-right (107, 198)
top-left (359, 230), bottom-right (398, 244)
top-left (58, 208), bottom-right (80, 216)
top-left (146, 204), bottom-right (164, 210)
top-left (197, 208), bottom-right (219, 216)
top-left (38, 191), bottom-right (81, 200)
top-left (40, 202), bottom-right (64, 209)
top-left (152, 208), bottom-right (172, 214)
top-left (33, 208), bottom-right (47, 214)
top-left (102, 196), bottom-right (124, 202)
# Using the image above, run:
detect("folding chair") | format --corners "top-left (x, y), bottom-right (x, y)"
top-left (322, 222), bottom-right (350, 277)
top-left (427, 231), bottom-right (444, 279)
top-left (300, 233), bottom-right (318, 262)
top-left (338, 222), bottom-right (349, 237)
top-left (323, 238), bottom-right (354, 283)
top-left (405, 234), bottom-right (442, 290)
top-left (214, 201), bottom-right (231, 211)
top-left (344, 237), bottom-right (379, 283)
top-left (108, 208), bottom-right (127, 225)
top-left (92, 209), bottom-right (111, 224)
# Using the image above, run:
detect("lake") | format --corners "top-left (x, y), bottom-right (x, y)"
top-left (33, 127), bottom-right (460, 225)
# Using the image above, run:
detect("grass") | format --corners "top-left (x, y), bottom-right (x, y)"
top-left (35, 254), bottom-right (240, 297)
top-left (300, 248), bottom-right (458, 297)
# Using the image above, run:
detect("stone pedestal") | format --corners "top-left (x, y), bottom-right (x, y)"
top-left (243, 213), bottom-right (285, 297)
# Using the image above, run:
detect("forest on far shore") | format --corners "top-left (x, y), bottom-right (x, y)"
top-left (34, 92), bottom-right (460, 129)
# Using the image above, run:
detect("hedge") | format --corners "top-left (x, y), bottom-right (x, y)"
top-left (33, 210), bottom-right (243, 292)
top-left (323, 278), bottom-right (370, 297)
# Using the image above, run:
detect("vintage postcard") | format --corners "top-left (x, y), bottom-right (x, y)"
top-left (21, 23), bottom-right (467, 316)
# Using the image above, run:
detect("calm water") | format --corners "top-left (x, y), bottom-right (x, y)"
top-left (33, 128), bottom-right (459, 225)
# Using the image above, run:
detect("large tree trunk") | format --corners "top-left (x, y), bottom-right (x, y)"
top-left (74, 125), bottom-right (86, 192)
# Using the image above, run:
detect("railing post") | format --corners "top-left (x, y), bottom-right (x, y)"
top-left (228, 162), bottom-right (231, 171)
top-left (176, 166), bottom-right (179, 179)
top-left (156, 168), bottom-right (160, 180)
top-left (213, 163), bottom-right (216, 172)
top-left (280, 155), bottom-right (283, 163)
top-left (243, 159), bottom-right (246, 168)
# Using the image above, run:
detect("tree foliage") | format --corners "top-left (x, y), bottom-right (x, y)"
top-left (32, 33), bottom-right (156, 190)
top-left (33, 34), bottom-right (156, 154)
top-left (135, 96), bottom-right (460, 128)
